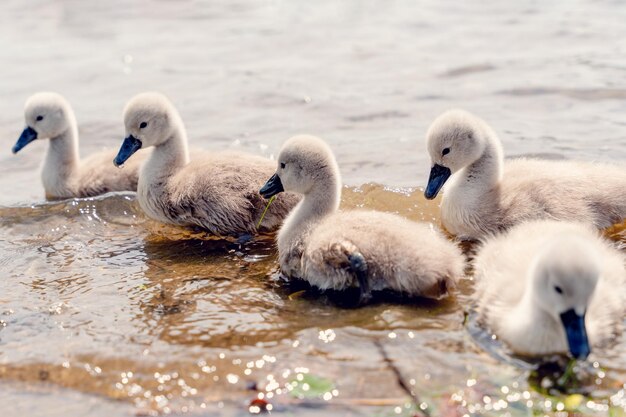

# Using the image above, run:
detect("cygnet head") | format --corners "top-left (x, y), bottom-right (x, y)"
top-left (424, 109), bottom-right (490, 199)
top-left (114, 92), bottom-right (181, 167)
top-left (13, 92), bottom-right (74, 154)
top-left (260, 135), bottom-right (341, 199)
top-left (530, 235), bottom-right (601, 360)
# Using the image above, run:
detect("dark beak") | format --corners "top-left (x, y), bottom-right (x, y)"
top-left (260, 173), bottom-right (284, 199)
top-left (113, 135), bottom-right (142, 167)
top-left (560, 309), bottom-right (590, 360)
top-left (424, 163), bottom-right (452, 200)
top-left (12, 126), bottom-right (38, 154)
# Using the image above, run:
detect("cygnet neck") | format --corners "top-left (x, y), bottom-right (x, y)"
top-left (503, 264), bottom-right (560, 351)
top-left (298, 175), bottom-right (341, 224)
top-left (146, 119), bottom-right (190, 177)
top-left (279, 168), bottom-right (341, 250)
top-left (42, 125), bottom-right (80, 190)
top-left (461, 125), bottom-right (504, 189)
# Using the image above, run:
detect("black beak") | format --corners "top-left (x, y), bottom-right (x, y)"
top-left (113, 135), bottom-right (142, 167)
top-left (560, 309), bottom-right (590, 360)
top-left (260, 173), bottom-right (284, 199)
top-left (424, 163), bottom-right (452, 200)
top-left (12, 126), bottom-right (38, 154)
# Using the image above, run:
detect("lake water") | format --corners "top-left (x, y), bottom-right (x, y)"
top-left (0, 0), bottom-right (625, 416)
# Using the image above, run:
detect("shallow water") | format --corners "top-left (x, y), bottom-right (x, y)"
top-left (0, 0), bottom-right (626, 416)
top-left (0, 189), bottom-right (624, 417)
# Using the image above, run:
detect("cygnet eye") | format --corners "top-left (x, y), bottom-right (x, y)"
top-left (139, 122), bottom-right (148, 129)
top-left (554, 285), bottom-right (563, 294)
top-left (280, 162), bottom-right (286, 169)
top-left (36, 115), bottom-right (44, 122)
top-left (442, 147), bottom-right (450, 156)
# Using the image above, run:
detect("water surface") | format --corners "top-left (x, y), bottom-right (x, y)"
top-left (0, 0), bottom-right (625, 416)
top-left (0, 189), bottom-right (624, 417)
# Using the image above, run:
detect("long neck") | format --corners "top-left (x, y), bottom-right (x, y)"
top-left (42, 125), bottom-right (80, 193)
top-left (444, 127), bottom-right (504, 211)
top-left (142, 122), bottom-right (190, 180)
top-left (462, 128), bottom-right (504, 189)
top-left (279, 173), bottom-right (341, 246)
top-left (500, 274), bottom-right (561, 354)
top-left (302, 176), bottom-right (341, 219)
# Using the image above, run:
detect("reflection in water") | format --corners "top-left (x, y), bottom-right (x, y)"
top-left (0, 188), bottom-right (624, 416)
top-left (139, 236), bottom-right (285, 348)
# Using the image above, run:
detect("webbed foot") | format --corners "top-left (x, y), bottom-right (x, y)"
top-left (236, 233), bottom-right (254, 245)
top-left (348, 251), bottom-right (371, 305)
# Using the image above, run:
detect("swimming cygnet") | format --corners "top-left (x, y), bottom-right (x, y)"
top-left (260, 135), bottom-right (464, 304)
top-left (474, 220), bottom-right (626, 360)
top-left (424, 110), bottom-right (626, 239)
top-left (12, 92), bottom-right (148, 199)
top-left (113, 92), bottom-right (299, 236)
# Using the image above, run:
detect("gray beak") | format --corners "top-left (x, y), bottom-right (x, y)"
top-left (560, 308), bottom-right (591, 360)
top-left (12, 126), bottom-right (38, 154)
top-left (424, 163), bottom-right (451, 199)
top-left (113, 135), bottom-right (142, 167)
top-left (260, 173), bottom-right (284, 199)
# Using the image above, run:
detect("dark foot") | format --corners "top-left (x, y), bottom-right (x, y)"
top-left (235, 233), bottom-right (254, 244)
top-left (348, 252), bottom-right (371, 305)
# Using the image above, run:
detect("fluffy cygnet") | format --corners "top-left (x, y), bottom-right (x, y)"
top-left (474, 220), bottom-right (626, 360)
top-left (424, 110), bottom-right (626, 239)
top-left (114, 92), bottom-right (299, 236)
top-left (12, 92), bottom-right (148, 199)
top-left (260, 135), bottom-right (464, 304)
